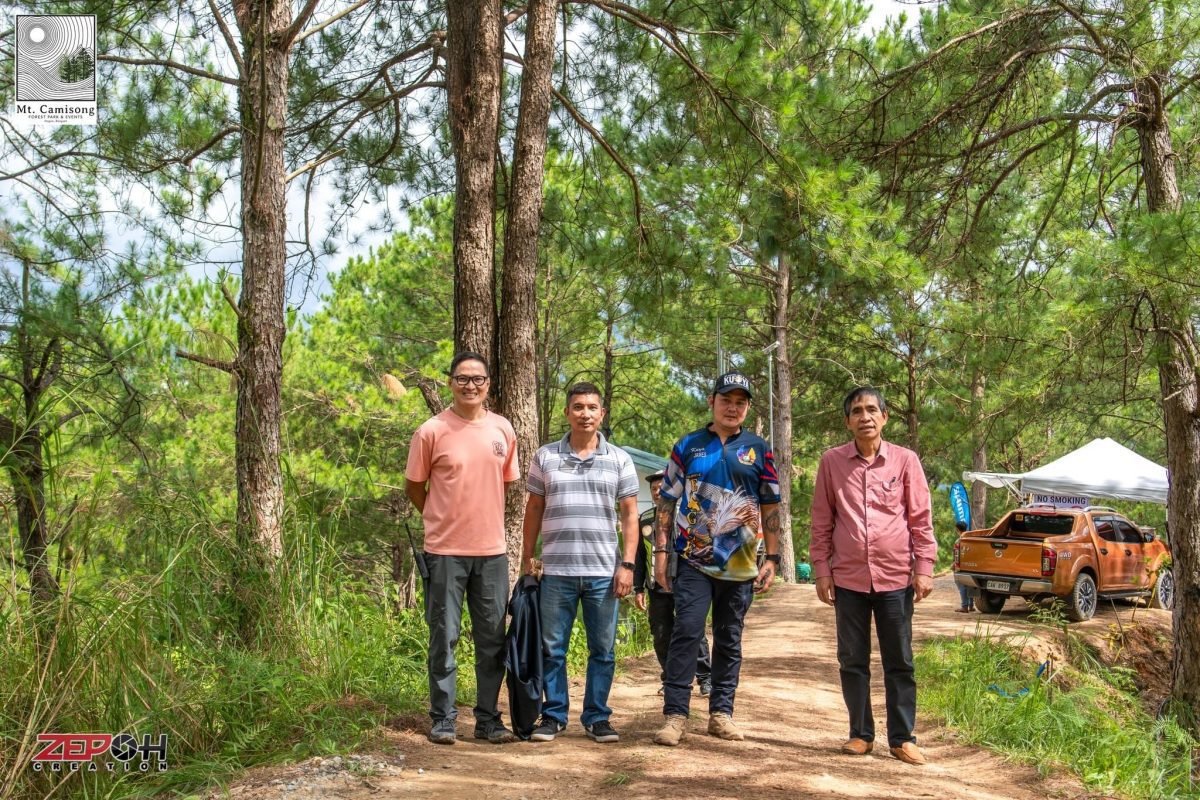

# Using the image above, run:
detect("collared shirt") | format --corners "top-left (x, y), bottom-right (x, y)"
top-left (810, 439), bottom-right (936, 593)
top-left (660, 425), bottom-right (780, 582)
top-left (527, 433), bottom-right (639, 577)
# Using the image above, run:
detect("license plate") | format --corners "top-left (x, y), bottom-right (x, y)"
top-left (986, 580), bottom-right (1011, 592)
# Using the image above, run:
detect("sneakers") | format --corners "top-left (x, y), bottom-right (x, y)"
top-left (707, 712), bottom-right (744, 741)
top-left (428, 718), bottom-right (457, 745)
top-left (584, 720), bottom-right (620, 743)
top-left (653, 714), bottom-right (688, 746)
top-left (529, 716), bottom-right (566, 742)
top-left (474, 719), bottom-right (517, 744)
top-left (698, 677), bottom-right (712, 697)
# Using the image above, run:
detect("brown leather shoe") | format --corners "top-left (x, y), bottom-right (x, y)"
top-left (841, 737), bottom-right (873, 755)
top-left (890, 742), bottom-right (927, 765)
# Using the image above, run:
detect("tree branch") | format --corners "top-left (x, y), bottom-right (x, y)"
top-left (97, 54), bottom-right (238, 85)
top-left (295, 0), bottom-right (371, 44)
top-left (175, 348), bottom-right (237, 374)
top-left (207, 0), bottom-right (246, 79)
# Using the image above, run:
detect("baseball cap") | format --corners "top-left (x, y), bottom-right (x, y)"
top-left (645, 470), bottom-right (665, 484)
top-left (712, 371), bottom-right (753, 398)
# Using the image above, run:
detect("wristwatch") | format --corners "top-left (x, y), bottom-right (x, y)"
top-left (620, 561), bottom-right (636, 571)
top-left (764, 554), bottom-right (781, 565)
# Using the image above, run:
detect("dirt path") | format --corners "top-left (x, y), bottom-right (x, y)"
top-left (213, 577), bottom-right (1174, 800)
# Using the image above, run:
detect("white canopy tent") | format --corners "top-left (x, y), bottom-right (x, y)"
top-left (963, 437), bottom-right (1169, 505)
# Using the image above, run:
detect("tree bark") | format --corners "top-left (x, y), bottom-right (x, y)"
top-left (969, 369), bottom-right (988, 528)
top-left (447, 0), bottom-right (503, 369)
top-left (773, 254), bottom-right (795, 583)
top-left (232, 0), bottom-right (293, 573)
top-left (9, 424), bottom-right (58, 604)
top-left (498, 0), bottom-right (557, 589)
top-left (1134, 74), bottom-right (1199, 729)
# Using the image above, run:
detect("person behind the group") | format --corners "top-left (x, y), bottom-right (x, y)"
top-left (652, 371), bottom-right (782, 747)
top-left (404, 352), bottom-right (519, 745)
top-left (953, 521), bottom-right (974, 612)
top-left (632, 471), bottom-right (712, 698)
top-left (521, 382), bottom-right (640, 744)
top-left (810, 386), bottom-right (937, 765)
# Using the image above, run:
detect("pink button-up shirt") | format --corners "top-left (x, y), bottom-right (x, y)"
top-left (810, 439), bottom-right (936, 593)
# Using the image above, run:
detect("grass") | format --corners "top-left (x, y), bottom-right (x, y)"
top-left (1, 498), bottom-right (657, 800)
top-left (916, 629), bottom-right (1197, 799)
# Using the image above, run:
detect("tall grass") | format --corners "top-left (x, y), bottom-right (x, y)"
top-left (1, 485), bottom-right (658, 799)
top-left (917, 634), bottom-right (1196, 799)
top-left (1, 499), bottom-right (429, 799)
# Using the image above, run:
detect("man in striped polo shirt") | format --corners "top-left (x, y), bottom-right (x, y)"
top-left (520, 382), bottom-right (640, 743)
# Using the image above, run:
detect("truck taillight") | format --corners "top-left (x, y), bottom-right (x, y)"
top-left (953, 542), bottom-right (961, 570)
top-left (1041, 547), bottom-right (1057, 577)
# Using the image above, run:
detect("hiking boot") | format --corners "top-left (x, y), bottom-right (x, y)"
top-left (698, 677), bottom-right (712, 697)
top-left (529, 716), bottom-right (566, 742)
top-left (584, 720), bottom-right (620, 743)
top-left (707, 712), bottom-right (744, 741)
top-left (474, 719), bottom-right (517, 744)
top-left (428, 718), bottom-right (457, 745)
top-left (653, 715), bottom-right (688, 747)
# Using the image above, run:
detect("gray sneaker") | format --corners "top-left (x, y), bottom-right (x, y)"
top-left (429, 718), bottom-right (457, 745)
top-left (474, 719), bottom-right (517, 744)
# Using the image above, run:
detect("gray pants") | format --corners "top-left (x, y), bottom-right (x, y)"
top-left (424, 552), bottom-right (509, 724)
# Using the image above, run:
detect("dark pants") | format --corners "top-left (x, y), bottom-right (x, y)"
top-left (663, 561), bottom-right (753, 717)
top-left (647, 589), bottom-right (711, 686)
top-left (424, 553), bottom-right (509, 724)
top-left (834, 585), bottom-right (917, 748)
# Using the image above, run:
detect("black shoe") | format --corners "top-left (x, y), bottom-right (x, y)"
top-left (529, 716), bottom-right (566, 742)
top-left (585, 720), bottom-right (619, 743)
top-left (698, 677), bottom-right (712, 697)
top-left (428, 717), bottom-right (457, 745)
top-left (474, 719), bottom-right (517, 744)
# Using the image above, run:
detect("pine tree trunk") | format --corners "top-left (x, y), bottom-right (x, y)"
top-left (969, 370), bottom-right (988, 528)
top-left (232, 0), bottom-right (291, 574)
top-left (1134, 76), bottom-right (1199, 731)
top-left (773, 255), bottom-right (795, 582)
top-left (498, 0), bottom-right (556, 589)
top-left (447, 0), bottom-right (503, 367)
top-left (10, 425), bottom-right (58, 604)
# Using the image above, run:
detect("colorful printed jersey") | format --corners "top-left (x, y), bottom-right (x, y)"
top-left (659, 426), bottom-right (780, 581)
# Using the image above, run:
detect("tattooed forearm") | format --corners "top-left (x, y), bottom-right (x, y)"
top-left (654, 496), bottom-right (675, 550)
top-left (762, 505), bottom-right (780, 537)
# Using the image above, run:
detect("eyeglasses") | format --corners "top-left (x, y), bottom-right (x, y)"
top-left (451, 374), bottom-right (488, 387)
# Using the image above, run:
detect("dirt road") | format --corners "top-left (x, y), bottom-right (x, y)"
top-left (211, 575), bottom-right (1180, 799)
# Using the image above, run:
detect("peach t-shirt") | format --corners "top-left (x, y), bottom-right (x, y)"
top-left (405, 409), bottom-right (519, 556)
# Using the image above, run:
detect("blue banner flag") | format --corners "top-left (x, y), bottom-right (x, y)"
top-left (949, 481), bottom-right (972, 529)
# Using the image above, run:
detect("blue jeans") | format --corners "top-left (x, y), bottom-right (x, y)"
top-left (663, 561), bottom-right (754, 717)
top-left (539, 574), bottom-right (619, 727)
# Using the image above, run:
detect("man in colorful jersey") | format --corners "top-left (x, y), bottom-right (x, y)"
top-left (405, 352), bottom-right (520, 745)
top-left (810, 386), bottom-right (936, 766)
top-left (521, 382), bottom-right (640, 744)
top-left (651, 371), bottom-right (781, 746)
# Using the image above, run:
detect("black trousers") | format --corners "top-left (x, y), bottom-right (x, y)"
top-left (647, 588), bottom-right (711, 685)
top-left (833, 585), bottom-right (917, 748)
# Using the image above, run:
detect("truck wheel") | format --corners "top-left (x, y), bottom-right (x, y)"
top-left (1149, 568), bottom-right (1175, 610)
top-left (976, 590), bottom-right (1006, 614)
top-left (1066, 573), bottom-right (1097, 622)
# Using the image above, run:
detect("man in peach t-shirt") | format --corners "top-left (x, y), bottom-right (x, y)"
top-left (406, 352), bottom-right (519, 745)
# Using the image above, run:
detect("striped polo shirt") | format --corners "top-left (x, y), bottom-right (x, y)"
top-left (527, 433), bottom-right (639, 577)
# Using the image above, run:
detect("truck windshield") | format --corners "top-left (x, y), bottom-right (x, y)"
top-left (1005, 513), bottom-right (1074, 536)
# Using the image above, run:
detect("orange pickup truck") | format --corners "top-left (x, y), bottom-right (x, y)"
top-left (953, 505), bottom-right (1173, 621)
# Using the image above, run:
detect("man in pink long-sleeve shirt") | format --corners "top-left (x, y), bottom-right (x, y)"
top-left (810, 386), bottom-right (936, 766)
